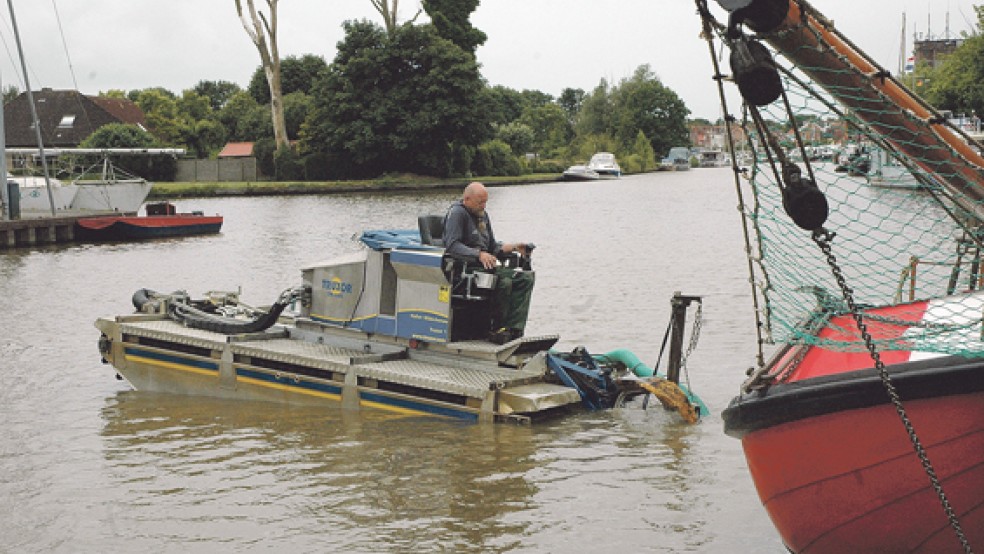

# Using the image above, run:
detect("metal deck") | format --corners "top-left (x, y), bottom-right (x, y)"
top-left (116, 317), bottom-right (554, 400)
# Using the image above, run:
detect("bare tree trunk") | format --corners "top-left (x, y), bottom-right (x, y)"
top-left (369, 0), bottom-right (420, 34)
top-left (235, 0), bottom-right (289, 149)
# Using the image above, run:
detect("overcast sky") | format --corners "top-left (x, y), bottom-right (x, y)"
top-left (0, 0), bottom-right (978, 120)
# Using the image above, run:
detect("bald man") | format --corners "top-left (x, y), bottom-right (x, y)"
top-left (443, 182), bottom-right (535, 344)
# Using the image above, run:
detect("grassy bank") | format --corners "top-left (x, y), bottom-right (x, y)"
top-left (148, 173), bottom-right (563, 199)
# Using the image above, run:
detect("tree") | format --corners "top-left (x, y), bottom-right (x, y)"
top-left (81, 123), bottom-right (158, 149)
top-left (301, 20), bottom-right (489, 178)
top-left (518, 102), bottom-right (570, 155)
top-left (422, 0), bottom-right (486, 54)
top-left (558, 87), bottom-right (585, 127)
top-left (80, 123), bottom-right (175, 181)
top-left (610, 65), bottom-right (690, 159)
top-left (247, 54), bottom-right (327, 104)
top-left (576, 80), bottom-right (613, 137)
top-left (282, 91), bottom-right (313, 140)
top-left (483, 85), bottom-right (527, 126)
top-left (924, 6), bottom-right (984, 116)
top-left (495, 122), bottom-right (535, 156)
top-left (626, 129), bottom-right (657, 173)
top-left (369, 0), bottom-right (420, 34)
top-left (133, 88), bottom-right (187, 146)
top-left (193, 80), bottom-right (242, 111)
top-left (235, 0), bottom-right (288, 148)
top-left (188, 119), bottom-right (227, 158)
top-left (2, 84), bottom-right (19, 105)
top-left (217, 90), bottom-right (272, 142)
top-left (177, 90), bottom-right (211, 122)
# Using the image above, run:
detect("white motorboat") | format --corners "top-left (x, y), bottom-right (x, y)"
top-left (561, 165), bottom-right (600, 181)
top-left (661, 147), bottom-right (692, 171)
top-left (587, 152), bottom-right (621, 177)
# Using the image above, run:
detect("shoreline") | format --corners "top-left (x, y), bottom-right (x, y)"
top-left (147, 174), bottom-right (565, 199)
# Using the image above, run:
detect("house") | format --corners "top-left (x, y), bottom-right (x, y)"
top-left (3, 88), bottom-right (148, 148)
top-left (217, 142), bottom-right (255, 158)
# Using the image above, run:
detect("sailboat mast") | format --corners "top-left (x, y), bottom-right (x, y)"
top-left (0, 72), bottom-right (7, 220)
top-left (898, 12), bottom-right (906, 76)
top-left (7, 0), bottom-right (56, 216)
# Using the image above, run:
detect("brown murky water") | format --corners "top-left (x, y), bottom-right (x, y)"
top-left (0, 169), bottom-right (787, 552)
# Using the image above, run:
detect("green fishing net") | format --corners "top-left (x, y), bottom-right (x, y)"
top-left (721, 26), bottom-right (984, 358)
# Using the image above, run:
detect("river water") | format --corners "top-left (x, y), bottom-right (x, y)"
top-left (0, 169), bottom-right (787, 552)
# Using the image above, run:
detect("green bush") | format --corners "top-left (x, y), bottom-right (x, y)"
top-left (303, 152), bottom-right (331, 181)
top-left (253, 138), bottom-right (276, 178)
top-left (621, 154), bottom-right (643, 174)
top-left (274, 145), bottom-right (304, 181)
top-left (472, 139), bottom-right (521, 176)
top-left (451, 144), bottom-right (475, 178)
top-left (527, 158), bottom-right (566, 174)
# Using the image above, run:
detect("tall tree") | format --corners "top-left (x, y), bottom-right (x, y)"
top-left (301, 20), bottom-right (489, 177)
top-left (558, 87), bottom-right (585, 127)
top-left (247, 54), bottom-right (328, 104)
top-left (193, 80), bottom-right (242, 111)
top-left (610, 65), bottom-right (690, 158)
top-left (369, 0), bottom-right (420, 34)
top-left (576, 80), bottom-right (613, 137)
top-left (518, 102), bottom-right (570, 155)
top-left (422, 0), bottom-right (486, 54)
top-left (235, 0), bottom-right (288, 148)
top-left (924, 6), bottom-right (984, 116)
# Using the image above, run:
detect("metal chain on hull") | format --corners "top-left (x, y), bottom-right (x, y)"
top-left (812, 228), bottom-right (973, 554)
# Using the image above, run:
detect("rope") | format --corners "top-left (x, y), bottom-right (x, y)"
top-left (696, 3), bottom-right (977, 550)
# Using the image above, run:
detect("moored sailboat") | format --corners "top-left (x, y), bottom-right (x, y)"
top-left (698, 0), bottom-right (984, 551)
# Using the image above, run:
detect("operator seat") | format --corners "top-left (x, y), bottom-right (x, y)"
top-left (418, 214), bottom-right (445, 247)
top-left (417, 213), bottom-right (496, 341)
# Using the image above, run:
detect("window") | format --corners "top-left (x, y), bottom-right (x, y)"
top-left (58, 114), bottom-right (76, 128)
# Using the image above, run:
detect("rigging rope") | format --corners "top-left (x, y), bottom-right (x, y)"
top-left (696, 1), bottom-right (977, 550)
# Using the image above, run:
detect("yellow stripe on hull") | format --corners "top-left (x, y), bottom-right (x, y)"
top-left (125, 354), bottom-right (218, 378)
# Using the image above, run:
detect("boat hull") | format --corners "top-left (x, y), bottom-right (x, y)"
top-left (76, 214), bottom-right (223, 241)
top-left (115, 343), bottom-right (482, 421)
top-left (71, 180), bottom-right (154, 212)
top-left (95, 315), bottom-right (582, 424)
top-left (724, 359), bottom-right (984, 553)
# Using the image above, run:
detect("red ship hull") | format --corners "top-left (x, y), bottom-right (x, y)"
top-left (724, 299), bottom-right (984, 553)
top-left (734, 390), bottom-right (983, 553)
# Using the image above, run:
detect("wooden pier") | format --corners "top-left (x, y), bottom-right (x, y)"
top-left (0, 212), bottom-right (119, 249)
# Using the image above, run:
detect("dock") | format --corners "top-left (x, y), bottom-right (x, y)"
top-left (0, 212), bottom-right (122, 249)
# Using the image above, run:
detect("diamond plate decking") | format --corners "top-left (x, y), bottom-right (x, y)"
top-left (117, 318), bottom-right (550, 399)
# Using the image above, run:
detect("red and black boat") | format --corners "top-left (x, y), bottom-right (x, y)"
top-left (76, 202), bottom-right (223, 241)
top-left (723, 297), bottom-right (984, 553)
top-left (700, 0), bottom-right (984, 551)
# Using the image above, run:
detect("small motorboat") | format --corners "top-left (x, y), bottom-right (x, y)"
top-left (587, 152), bottom-right (622, 176)
top-left (561, 165), bottom-right (600, 181)
top-left (75, 201), bottom-right (223, 241)
top-left (661, 147), bottom-right (692, 171)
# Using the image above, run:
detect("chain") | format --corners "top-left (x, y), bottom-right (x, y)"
top-left (679, 302), bottom-right (703, 393)
top-left (812, 228), bottom-right (973, 554)
top-left (679, 302), bottom-right (703, 374)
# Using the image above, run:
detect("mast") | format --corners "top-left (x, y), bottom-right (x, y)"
top-left (0, 72), bottom-right (7, 220)
top-left (897, 12), bottom-right (906, 77)
top-left (7, 0), bottom-right (56, 216)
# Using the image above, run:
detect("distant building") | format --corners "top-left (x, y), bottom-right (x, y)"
top-left (913, 36), bottom-right (962, 69)
top-left (689, 123), bottom-right (748, 151)
top-left (217, 142), bottom-right (255, 158)
top-left (3, 88), bottom-right (148, 148)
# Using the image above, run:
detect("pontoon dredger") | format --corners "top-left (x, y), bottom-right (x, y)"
top-left (96, 219), bottom-right (706, 424)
